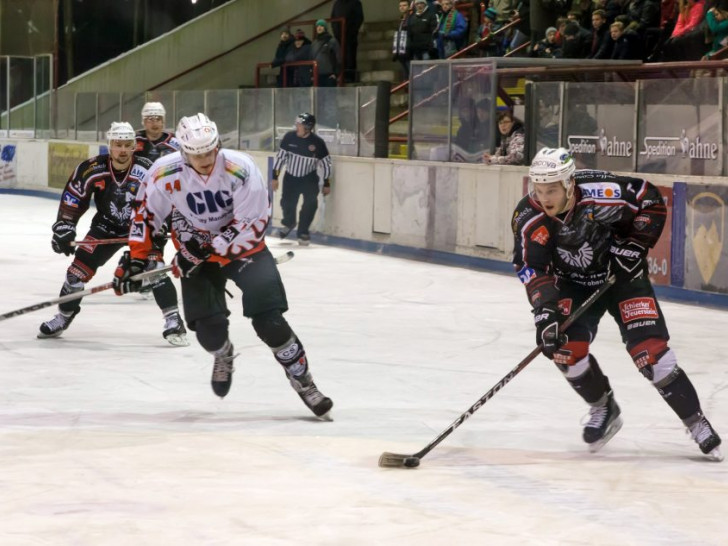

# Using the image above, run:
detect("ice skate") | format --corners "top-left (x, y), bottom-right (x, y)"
top-left (37, 310), bottom-right (79, 339)
top-left (582, 392), bottom-right (623, 453)
top-left (685, 413), bottom-right (723, 462)
top-left (288, 371), bottom-right (333, 419)
top-left (273, 226), bottom-right (293, 240)
top-left (211, 341), bottom-right (237, 398)
top-left (163, 311), bottom-right (189, 347)
top-left (297, 234), bottom-right (310, 246)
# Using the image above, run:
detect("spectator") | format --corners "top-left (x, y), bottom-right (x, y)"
top-left (530, 0), bottom-right (572, 47)
top-left (625, 0), bottom-right (661, 37)
top-left (703, 2), bottom-right (728, 59)
top-left (483, 110), bottom-right (526, 165)
top-left (509, 1), bottom-right (533, 51)
top-left (311, 19), bottom-right (341, 87)
top-left (393, 0), bottom-right (412, 78)
top-left (645, 0), bottom-right (679, 60)
top-left (491, 0), bottom-right (519, 26)
top-left (588, 9), bottom-right (615, 58)
top-left (331, 0), bottom-right (365, 83)
top-left (609, 20), bottom-right (643, 58)
top-left (437, 0), bottom-right (469, 58)
top-left (531, 25), bottom-right (562, 56)
top-left (653, 0), bottom-right (706, 60)
top-left (478, 7), bottom-right (507, 56)
top-left (408, 0), bottom-right (440, 60)
top-left (284, 29), bottom-right (313, 87)
top-left (561, 20), bottom-right (592, 56)
top-left (271, 27), bottom-right (294, 88)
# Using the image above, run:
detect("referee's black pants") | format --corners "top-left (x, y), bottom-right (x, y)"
top-left (280, 174), bottom-right (320, 237)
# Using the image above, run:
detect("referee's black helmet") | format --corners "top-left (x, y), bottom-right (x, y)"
top-left (296, 112), bottom-right (316, 131)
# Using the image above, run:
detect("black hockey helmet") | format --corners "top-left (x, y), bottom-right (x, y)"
top-left (295, 112), bottom-right (316, 131)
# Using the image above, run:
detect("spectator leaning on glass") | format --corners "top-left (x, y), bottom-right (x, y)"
top-left (483, 110), bottom-right (526, 165)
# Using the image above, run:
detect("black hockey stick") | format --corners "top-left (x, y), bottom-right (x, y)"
top-left (378, 275), bottom-right (616, 469)
top-left (0, 250), bottom-right (295, 323)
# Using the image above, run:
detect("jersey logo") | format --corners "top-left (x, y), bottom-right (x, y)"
top-left (580, 183), bottom-right (621, 199)
top-left (517, 265), bottom-right (535, 284)
top-left (129, 221), bottom-right (144, 241)
top-left (557, 241), bottom-right (594, 268)
top-left (557, 298), bottom-right (573, 317)
top-left (62, 192), bottom-right (80, 208)
top-left (619, 297), bottom-right (659, 323)
top-left (186, 189), bottom-right (233, 215)
top-left (530, 225), bottom-right (550, 245)
top-left (130, 165), bottom-right (147, 180)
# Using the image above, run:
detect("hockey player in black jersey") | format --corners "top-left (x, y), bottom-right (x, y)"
top-left (512, 147), bottom-right (722, 460)
top-left (272, 113), bottom-right (332, 245)
top-left (134, 102), bottom-right (180, 163)
top-left (38, 121), bottom-right (187, 346)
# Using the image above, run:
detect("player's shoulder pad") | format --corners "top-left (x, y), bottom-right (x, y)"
top-left (511, 195), bottom-right (539, 234)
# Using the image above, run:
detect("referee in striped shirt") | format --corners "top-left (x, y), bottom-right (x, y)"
top-left (272, 113), bottom-right (332, 245)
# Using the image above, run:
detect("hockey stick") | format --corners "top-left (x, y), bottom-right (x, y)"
top-left (0, 250), bottom-right (295, 323)
top-left (71, 237), bottom-right (130, 247)
top-left (378, 275), bottom-right (616, 469)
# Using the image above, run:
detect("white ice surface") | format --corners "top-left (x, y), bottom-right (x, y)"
top-left (0, 193), bottom-right (726, 546)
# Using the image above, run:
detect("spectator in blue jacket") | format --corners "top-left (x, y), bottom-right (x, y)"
top-left (437, 0), bottom-right (469, 58)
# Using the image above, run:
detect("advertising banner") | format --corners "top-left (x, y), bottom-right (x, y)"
top-left (684, 184), bottom-right (728, 293)
top-left (0, 143), bottom-right (18, 187)
top-left (647, 185), bottom-right (673, 286)
top-left (48, 142), bottom-right (90, 189)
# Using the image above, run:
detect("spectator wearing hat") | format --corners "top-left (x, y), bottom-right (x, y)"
top-left (408, 0), bottom-right (440, 61)
top-left (331, 0), bottom-right (364, 83)
top-left (530, 25), bottom-right (561, 56)
top-left (478, 7), bottom-right (506, 56)
top-left (271, 27), bottom-right (294, 87)
top-left (311, 19), bottom-right (341, 86)
top-left (437, 0), bottom-right (468, 58)
top-left (284, 29), bottom-right (313, 87)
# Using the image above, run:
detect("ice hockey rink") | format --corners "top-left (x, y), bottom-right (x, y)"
top-left (0, 192), bottom-right (726, 546)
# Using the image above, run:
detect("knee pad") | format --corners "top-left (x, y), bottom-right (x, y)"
top-left (645, 349), bottom-right (679, 387)
top-left (554, 340), bottom-right (590, 370)
top-left (251, 309), bottom-right (292, 348)
top-left (68, 260), bottom-right (95, 283)
top-left (560, 354), bottom-right (591, 379)
top-left (194, 314), bottom-right (229, 352)
top-left (61, 277), bottom-right (84, 296)
top-left (271, 334), bottom-right (308, 377)
top-left (628, 338), bottom-right (671, 383)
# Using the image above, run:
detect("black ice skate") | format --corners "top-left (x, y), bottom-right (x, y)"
top-left (289, 371), bottom-right (333, 418)
top-left (583, 392), bottom-right (623, 453)
top-left (685, 412), bottom-right (723, 462)
top-left (211, 341), bottom-right (237, 398)
top-left (274, 226), bottom-right (293, 240)
top-left (37, 309), bottom-right (79, 339)
top-left (163, 311), bottom-right (189, 347)
top-left (297, 234), bottom-right (310, 246)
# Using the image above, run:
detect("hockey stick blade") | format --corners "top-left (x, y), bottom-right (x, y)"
top-left (378, 275), bottom-right (616, 469)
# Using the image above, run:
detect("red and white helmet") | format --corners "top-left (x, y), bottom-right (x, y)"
top-left (176, 113), bottom-right (220, 155)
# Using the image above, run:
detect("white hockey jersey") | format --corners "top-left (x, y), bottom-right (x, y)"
top-left (129, 148), bottom-right (270, 264)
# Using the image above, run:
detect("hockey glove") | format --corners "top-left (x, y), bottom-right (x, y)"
top-left (113, 251), bottom-right (148, 295)
top-left (172, 238), bottom-right (212, 278)
top-left (609, 238), bottom-right (646, 283)
top-left (51, 220), bottom-right (77, 256)
top-left (212, 226), bottom-right (240, 257)
top-left (534, 305), bottom-right (567, 360)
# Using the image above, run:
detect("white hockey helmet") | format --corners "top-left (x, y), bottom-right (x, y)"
top-left (106, 121), bottom-right (136, 144)
top-left (529, 147), bottom-right (576, 189)
top-left (176, 113), bottom-right (220, 155)
top-left (141, 101), bottom-right (166, 121)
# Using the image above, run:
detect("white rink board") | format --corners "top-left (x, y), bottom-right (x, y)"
top-left (0, 193), bottom-right (726, 545)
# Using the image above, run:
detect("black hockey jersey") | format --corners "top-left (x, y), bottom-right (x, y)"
top-left (56, 154), bottom-right (153, 237)
top-left (511, 170), bottom-right (666, 308)
top-left (135, 130), bottom-right (180, 164)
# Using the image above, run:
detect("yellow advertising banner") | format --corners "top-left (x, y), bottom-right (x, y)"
top-left (48, 142), bottom-right (90, 189)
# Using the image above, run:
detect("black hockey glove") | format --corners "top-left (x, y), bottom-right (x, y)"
top-left (172, 239), bottom-right (212, 278)
top-left (113, 251), bottom-right (148, 295)
top-left (609, 238), bottom-right (646, 283)
top-left (51, 220), bottom-right (76, 256)
top-left (534, 305), bottom-right (567, 360)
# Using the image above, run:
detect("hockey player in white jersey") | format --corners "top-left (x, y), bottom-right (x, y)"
top-left (114, 113), bottom-right (333, 417)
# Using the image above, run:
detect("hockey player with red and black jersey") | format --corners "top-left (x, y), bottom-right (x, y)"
top-left (37, 121), bottom-right (187, 346)
top-left (135, 102), bottom-right (180, 164)
top-left (512, 147), bottom-right (722, 460)
top-left (115, 113), bottom-right (333, 417)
